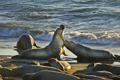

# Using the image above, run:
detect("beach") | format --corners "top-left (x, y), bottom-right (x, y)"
top-left (0, 56), bottom-right (120, 80)
top-left (0, 57), bottom-right (88, 80)
top-left (0, 38), bottom-right (120, 79)
top-left (0, 0), bottom-right (120, 79)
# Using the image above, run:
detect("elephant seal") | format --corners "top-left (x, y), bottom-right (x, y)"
top-left (14, 34), bottom-right (41, 54)
top-left (73, 69), bottom-right (113, 78)
top-left (12, 65), bottom-right (62, 77)
top-left (0, 65), bottom-right (62, 77)
top-left (89, 63), bottom-right (120, 75)
top-left (64, 40), bottom-right (115, 62)
top-left (0, 68), bottom-right (13, 77)
top-left (48, 58), bottom-right (71, 71)
top-left (23, 70), bottom-right (80, 80)
top-left (12, 24), bottom-right (65, 60)
top-left (73, 73), bottom-right (112, 80)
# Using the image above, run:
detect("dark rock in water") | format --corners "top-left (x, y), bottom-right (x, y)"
top-left (23, 70), bottom-right (80, 80)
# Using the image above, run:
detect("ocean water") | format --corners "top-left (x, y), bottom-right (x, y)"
top-left (0, 0), bottom-right (120, 58)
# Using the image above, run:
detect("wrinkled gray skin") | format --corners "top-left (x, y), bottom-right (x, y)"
top-left (12, 25), bottom-right (66, 60)
top-left (23, 70), bottom-right (80, 80)
top-left (64, 40), bottom-right (115, 62)
top-left (14, 34), bottom-right (41, 54)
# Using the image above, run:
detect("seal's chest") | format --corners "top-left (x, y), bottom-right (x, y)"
top-left (55, 36), bottom-right (63, 45)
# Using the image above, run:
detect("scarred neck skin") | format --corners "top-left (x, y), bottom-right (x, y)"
top-left (51, 26), bottom-right (65, 46)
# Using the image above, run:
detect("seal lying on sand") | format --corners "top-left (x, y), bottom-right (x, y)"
top-left (12, 25), bottom-right (65, 60)
top-left (0, 65), bottom-right (62, 77)
top-left (73, 72), bottom-right (111, 80)
top-left (12, 65), bottom-right (62, 77)
top-left (48, 58), bottom-right (71, 71)
top-left (73, 68), bottom-right (114, 78)
top-left (64, 39), bottom-right (115, 62)
top-left (14, 34), bottom-right (41, 54)
top-left (0, 68), bottom-right (13, 77)
top-left (23, 70), bottom-right (80, 80)
top-left (88, 63), bottom-right (120, 75)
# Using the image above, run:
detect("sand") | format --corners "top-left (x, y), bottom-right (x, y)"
top-left (0, 55), bottom-right (120, 80)
top-left (0, 56), bottom-right (88, 80)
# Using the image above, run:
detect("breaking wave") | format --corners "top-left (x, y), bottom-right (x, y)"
top-left (0, 22), bottom-right (120, 45)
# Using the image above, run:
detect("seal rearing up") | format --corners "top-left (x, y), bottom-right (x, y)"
top-left (12, 25), bottom-right (65, 60)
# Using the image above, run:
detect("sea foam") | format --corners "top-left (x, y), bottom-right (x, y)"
top-left (0, 22), bottom-right (120, 45)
